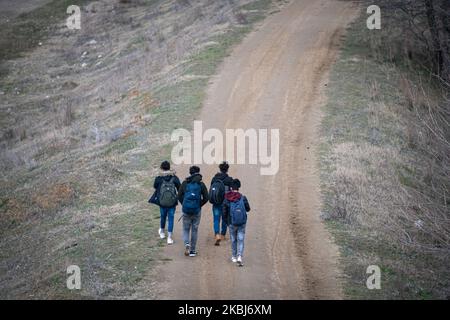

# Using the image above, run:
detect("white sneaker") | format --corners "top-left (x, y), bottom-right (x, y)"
top-left (237, 256), bottom-right (243, 267)
top-left (158, 228), bottom-right (166, 239)
top-left (189, 251), bottom-right (198, 257)
top-left (231, 256), bottom-right (237, 263)
top-left (167, 233), bottom-right (174, 245)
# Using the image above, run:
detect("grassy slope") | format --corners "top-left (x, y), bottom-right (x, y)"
top-left (0, 0), bottom-right (276, 299)
top-left (320, 9), bottom-right (450, 299)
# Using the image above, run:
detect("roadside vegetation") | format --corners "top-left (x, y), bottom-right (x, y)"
top-left (0, 0), bottom-right (279, 299)
top-left (320, 0), bottom-right (450, 299)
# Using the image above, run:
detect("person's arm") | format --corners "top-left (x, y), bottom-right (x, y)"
top-left (178, 181), bottom-right (186, 204)
top-left (200, 182), bottom-right (209, 207)
top-left (174, 176), bottom-right (181, 191)
top-left (222, 200), bottom-right (230, 222)
top-left (153, 176), bottom-right (160, 190)
top-left (243, 196), bottom-right (251, 212)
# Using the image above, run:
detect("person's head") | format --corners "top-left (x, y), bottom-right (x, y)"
top-left (189, 165), bottom-right (200, 175)
top-left (219, 161), bottom-right (229, 174)
top-left (231, 179), bottom-right (241, 191)
top-left (160, 160), bottom-right (170, 171)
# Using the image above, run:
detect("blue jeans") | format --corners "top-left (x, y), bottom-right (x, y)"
top-left (212, 204), bottom-right (227, 235)
top-left (160, 207), bottom-right (176, 233)
top-left (229, 224), bottom-right (246, 257)
top-left (182, 213), bottom-right (201, 252)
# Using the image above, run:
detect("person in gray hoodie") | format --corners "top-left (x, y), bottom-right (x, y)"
top-left (178, 166), bottom-right (209, 257)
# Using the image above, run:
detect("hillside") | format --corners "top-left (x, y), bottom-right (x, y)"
top-left (0, 0), bottom-right (448, 300)
top-left (0, 0), bottom-right (281, 299)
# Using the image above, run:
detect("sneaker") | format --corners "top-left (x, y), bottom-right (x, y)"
top-left (189, 251), bottom-right (197, 257)
top-left (167, 233), bottom-right (174, 245)
top-left (231, 256), bottom-right (237, 263)
top-left (158, 228), bottom-right (166, 239)
top-left (237, 256), bottom-right (244, 267)
top-left (184, 243), bottom-right (190, 256)
top-left (214, 234), bottom-right (221, 246)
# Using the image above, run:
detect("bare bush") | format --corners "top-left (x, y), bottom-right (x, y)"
top-left (400, 83), bottom-right (450, 252)
top-left (235, 11), bottom-right (249, 25)
top-left (352, 1), bottom-right (450, 257)
top-left (56, 103), bottom-right (73, 128)
top-left (375, 0), bottom-right (450, 83)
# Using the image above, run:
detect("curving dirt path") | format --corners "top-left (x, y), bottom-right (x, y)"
top-left (154, 0), bottom-right (358, 300)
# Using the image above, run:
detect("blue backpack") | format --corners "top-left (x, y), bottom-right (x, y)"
top-left (230, 197), bottom-right (247, 226)
top-left (182, 182), bottom-right (202, 215)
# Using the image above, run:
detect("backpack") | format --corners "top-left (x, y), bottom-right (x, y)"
top-left (230, 197), bottom-right (247, 226)
top-left (209, 179), bottom-right (225, 205)
top-left (159, 177), bottom-right (178, 207)
top-left (182, 182), bottom-right (202, 215)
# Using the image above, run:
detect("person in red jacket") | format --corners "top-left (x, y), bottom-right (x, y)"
top-left (222, 179), bottom-right (251, 267)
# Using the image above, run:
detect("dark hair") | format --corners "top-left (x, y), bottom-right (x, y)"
top-left (160, 161), bottom-right (170, 171)
top-left (231, 179), bottom-right (241, 190)
top-left (189, 166), bottom-right (200, 175)
top-left (219, 161), bottom-right (229, 173)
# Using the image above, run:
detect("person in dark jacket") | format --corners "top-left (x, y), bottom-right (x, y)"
top-left (152, 161), bottom-right (181, 245)
top-left (210, 161), bottom-right (233, 246)
top-left (223, 179), bottom-right (250, 267)
top-left (178, 166), bottom-right (209, 257)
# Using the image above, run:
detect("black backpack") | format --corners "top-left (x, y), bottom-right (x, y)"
top-left (209, 178), bottom-right (226, 205)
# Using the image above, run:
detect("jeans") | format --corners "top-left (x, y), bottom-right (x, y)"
top-left (212, 204), bottom-right (227, 236)
top-left (182, 213), bottom-right (202, 252)
top-left (160, 206), bottom-right (176, 233)
top-left (229, 224), bottom-right (246, 258)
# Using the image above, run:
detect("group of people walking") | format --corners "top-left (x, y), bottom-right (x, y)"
top-left (149, 161), bottom-right (251, 267)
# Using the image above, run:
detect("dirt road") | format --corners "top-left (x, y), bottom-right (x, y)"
top-left (154, 0), bottom-right (358, 299)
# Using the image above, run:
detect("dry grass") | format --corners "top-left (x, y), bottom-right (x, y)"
top-left (320, 4), bottom-right (450, 299)
top-left (33, 184), bottom-right (75, 212)
top-left (0, 0), bottom-right (275, 299)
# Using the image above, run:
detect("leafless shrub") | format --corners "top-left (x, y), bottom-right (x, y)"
top-left (0, 150), bottom-right (23, 171)
top-left (399, 75), bottom-right (428, 110)
top-left (235, 12), bottom-right (248, 25)
top-left (175, 0), bottom-right (191, 8)
top-left (57, 104), bottom-right (73, 127)
top-left (369, 79), bottom-right (380, 101)
top-left (375, 0), bottom-right (450, 84)
top-left (2, 129), bottom-right (15, 142)
top-left (368, 80), bottom-right (448, 254)
top-left (401, 83), bottom-right (450, 253)
top-left (17, 127), bottom-right (26, 141)
top-left (1, 126), bottom-right (25, 143)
